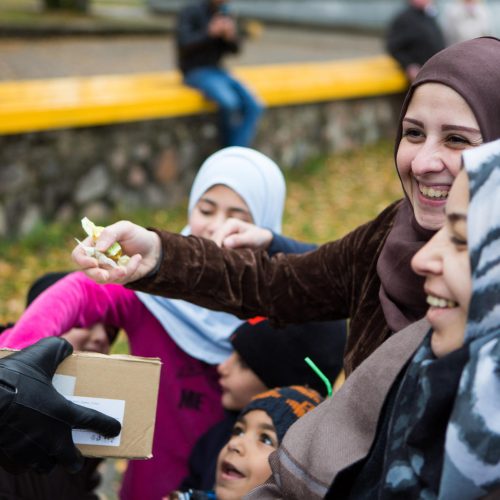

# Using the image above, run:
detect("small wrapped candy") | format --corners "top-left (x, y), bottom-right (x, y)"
top-left (75, 217), bottom-right (130, 268)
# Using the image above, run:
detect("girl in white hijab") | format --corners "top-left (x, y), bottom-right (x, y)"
top-left (0, 146), bottom-right (286, 499)
top-left (137, 146), bottom-right (285, 364)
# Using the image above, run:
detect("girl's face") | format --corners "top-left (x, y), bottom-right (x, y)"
top-left (61, 323), bottom-right (113, 354)
top-left (217, 353), bottom-right (268, 411)
top-left (411, 170), bottom-right (471, 357)
top-left (189, 184), bottom-right (253, 239)
top-left (215, 409), bottom-right (277, 500)
top-left (397, 83), bottom-right (482, 231)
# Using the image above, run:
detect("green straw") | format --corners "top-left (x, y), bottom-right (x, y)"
top-left (304, 356), bottom-right (333, 397)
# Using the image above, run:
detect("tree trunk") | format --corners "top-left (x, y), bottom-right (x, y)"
top-left (42, 0), bottom-right (90, 12)
top-left (43, 0), bottom-right (62, 9)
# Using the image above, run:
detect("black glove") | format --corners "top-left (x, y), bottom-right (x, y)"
top-left (0, 337), bottom-right (121, 474)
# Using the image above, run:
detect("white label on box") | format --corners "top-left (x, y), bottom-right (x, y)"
top-left (52, 374), bottom-right (76, 396)
top-left (68, 396), bottom-right (125, 447)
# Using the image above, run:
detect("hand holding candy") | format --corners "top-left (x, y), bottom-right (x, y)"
top-left (72, 220), bottom-right (161, 285)
top-left (75, 217), bottom-right (131, 269)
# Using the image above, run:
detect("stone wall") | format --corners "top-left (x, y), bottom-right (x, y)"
top-left (0, 94), bottom-right (404, 238)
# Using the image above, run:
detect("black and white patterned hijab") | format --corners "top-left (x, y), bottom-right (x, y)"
top-left (380, 140), bottom-right (500, 499)
top-left (439, 140), bottom-right (500, 499)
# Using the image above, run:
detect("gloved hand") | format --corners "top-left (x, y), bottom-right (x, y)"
top-left (0, 337), bottom-right (121, 474)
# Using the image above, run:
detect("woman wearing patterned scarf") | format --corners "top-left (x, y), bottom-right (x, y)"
top-left (380, 139), bottom-right (500, 498)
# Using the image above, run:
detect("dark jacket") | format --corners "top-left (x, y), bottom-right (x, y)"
top-left (268, 234), bottom-right (317, 256)
top-left (130, 199), bottom-right (401, 375)
top-left (0, 459), bottom-right (102, 500)
top-left (180, 411), bottom-right (237, 491)
top-left (386, 6), bottom-right (445, 71)
top-left (176, 0), bottom-right (239, 74)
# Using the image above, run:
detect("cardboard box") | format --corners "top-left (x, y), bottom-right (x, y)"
top-left (0, 349), bottom-right (161, 459)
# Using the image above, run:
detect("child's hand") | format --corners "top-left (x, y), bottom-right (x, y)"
top-left (72, 220), bottom-right (161, 285)
top-left (221, 17), bottom-right (237, 40)
top-left (208, 16), bottom-right (226, 37)
top-left (212, 218), bottom-right (273, 250)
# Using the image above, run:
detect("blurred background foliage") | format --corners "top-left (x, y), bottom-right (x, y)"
top-left (0, 0), bottom-right (158, 31)
top-left (0, 140), bottom-right (401, 352)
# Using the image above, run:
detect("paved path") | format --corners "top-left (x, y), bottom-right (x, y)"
top-left (0, 26), bottom-right (384, 81)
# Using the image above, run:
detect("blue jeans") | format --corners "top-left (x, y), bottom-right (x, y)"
top-left (184, 67), bottom-right (263, 147)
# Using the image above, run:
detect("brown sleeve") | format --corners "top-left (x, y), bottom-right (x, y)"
top-left (129, 201), bottom-right (401, 326)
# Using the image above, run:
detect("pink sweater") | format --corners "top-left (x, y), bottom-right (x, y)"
top-left (0, 272), bottom-right (224, 499)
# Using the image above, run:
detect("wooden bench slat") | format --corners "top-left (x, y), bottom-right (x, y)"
top-left (0, 56), bottom-right (407, 135)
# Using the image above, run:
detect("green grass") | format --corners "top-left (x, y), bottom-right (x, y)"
top-left (96, 0), bottom-right (145, 5)
top-left (0, 0), bottom-right (161, 29)
top-left (0, 140), bottom-right (402, 352)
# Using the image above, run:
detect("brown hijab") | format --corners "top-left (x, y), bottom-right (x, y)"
top-left (377, 37), bottom-right (500, 334)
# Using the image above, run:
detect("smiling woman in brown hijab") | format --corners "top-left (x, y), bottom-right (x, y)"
top-left (72, 37), bottom-right (500, 496)
top-left (377, 35), bottom-right (500, 345)
top-left (73, 38), bottom-right (500, 373)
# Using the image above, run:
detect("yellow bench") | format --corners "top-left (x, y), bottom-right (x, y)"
top-left (0, 55), bottom-right (407, 136)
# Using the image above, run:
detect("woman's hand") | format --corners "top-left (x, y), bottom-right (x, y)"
top-left (72, 220), bottom-right (162, 285)
top-left (212, 218), bottom-right (273, 250)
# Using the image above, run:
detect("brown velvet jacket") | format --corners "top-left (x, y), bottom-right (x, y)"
top-left (130, 199), bottom-right (402, 375)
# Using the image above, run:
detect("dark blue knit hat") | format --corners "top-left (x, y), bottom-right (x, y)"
top-left (239, 385), bottom-right (323, 443)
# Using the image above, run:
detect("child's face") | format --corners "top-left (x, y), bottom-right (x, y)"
top-left (217, 353), bottom-right (268, 410)
top-left (61, 323), bottom-right (113, 354)
top-left (411, 169), bottom-right (471, 357)
top-left (215, 409), bottom-right (277, 500)
top-left (189, 184), bottom-right (253, 240)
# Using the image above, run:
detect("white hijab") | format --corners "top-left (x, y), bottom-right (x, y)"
top-left (137, 147), bottom-right (286, 363)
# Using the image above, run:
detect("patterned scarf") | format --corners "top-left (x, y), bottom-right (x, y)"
top-left (381, 140), bottom-right (500, 499)
top-left (439, 141), bottom-right (500, 498)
